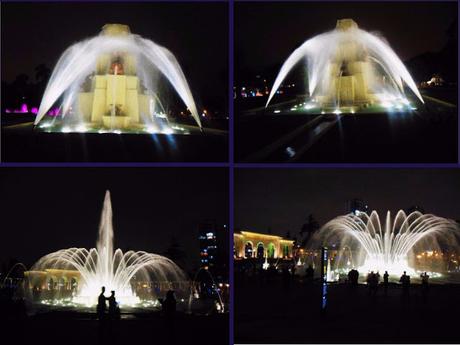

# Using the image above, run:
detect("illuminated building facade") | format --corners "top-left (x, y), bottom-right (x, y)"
top-left (198, 221), bottom-right (229, 289)
top-left (24, 269), bottom-right (187, 302)
top-left (234, 230), bottom-right (294, 259)
top-left (199, 221), bottom-right (219, 270)
top-left (24, 269), bottom-right (81, 291)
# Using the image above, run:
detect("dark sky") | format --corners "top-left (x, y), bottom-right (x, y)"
top-left (235, 169), bottom-right (460, 237)
top-left (1, 2), bottom-right (228, 110)
top-left (236, 1), bottom-right (457, 75)
top-left (0, 168), bottom-right (228, 269)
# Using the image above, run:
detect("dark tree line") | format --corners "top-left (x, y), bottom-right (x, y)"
top-left (406, 19), bottom-right (458, 83)
top-left (2, 64), bottom-right (51, 110)
top-left (286, 214), bottom-right (320, 250)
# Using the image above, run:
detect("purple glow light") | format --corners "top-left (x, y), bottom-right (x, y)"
top-left (20, 103), bottom-right (28, 113)
top-left (47, 107), bottom-right (61, 116)
top-left (4, 103), bottom-right (41, 114)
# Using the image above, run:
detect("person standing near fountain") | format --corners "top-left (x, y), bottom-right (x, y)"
top-left (159, 289), bottom-right (177, 342)
top-left (161, 290), bottom-right (177, 317)
top-left (347, 268), bottom-right (359, 286)
top-left (108, 291), bottom-right (120, 320)
top-left (421, 272), bottom-right (430, 301)
top-left (400, 271), bottom-right (411, 300)
top-left (97, 286), bottom-right (107, 320)
top-left (383, 271), bottom-right (389, 296)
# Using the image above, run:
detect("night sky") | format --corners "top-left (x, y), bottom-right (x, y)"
top-left (1, 2), bottom-right (228, 110)
top-left (0, 168), bottom-right (228, 269)
top-left (236, 1), bottom-right (457, 76)
top-left (235, 169), bottom-right (460, 237)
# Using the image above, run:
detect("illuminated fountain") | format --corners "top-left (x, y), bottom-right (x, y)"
top-left (313, 210), bottom-right (459, 276)
top-left (34, 24), bottom-right (201, 134)
top-left (267, 19), bottom-right (424, 113)
top-left (188, 268), bottom-right (226, 315)
top-left (24, 191), bottom-right (187, 308)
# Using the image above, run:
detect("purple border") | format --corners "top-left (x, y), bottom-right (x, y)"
top-left (228, 1), bottom-right (235, 345)
top-left (0, 162), bottom-right (229, 167)
top-left (235, 0), bottom-right (458, 2)
top-left (1, 3), bottom-right (460, 345)
top-left (234, 163), bottom-right (460, 168)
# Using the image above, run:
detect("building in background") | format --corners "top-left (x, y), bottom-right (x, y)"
top-left (198, 221), bottom-right (228, 280)
top-left (234, 230), bottom-right (294, 260)
top-left (347, 198), bottom-right (369, 215)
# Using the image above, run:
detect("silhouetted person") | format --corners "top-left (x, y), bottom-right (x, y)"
top-left (383, 271), bottom-right (389, 296)
top-left (348, 268), bottom-right (359, 286)
top-left (400, 271), bottom-right (411, 300)
top-left (97, 287), bottom-right (108, 345)
top-left (160, 289), bottom-right (177, 318)
top-left (108, 291), bottom-right (119, 320)
top-left (160, 289), bottom-right (177, 342)
top-left (306, 265), bottom-right (314, 283)
top-left (367, 271), bottom-right (378, 296)
top-left (421, 272), bottom-right (429, 300)
top-left (97, 286), bottom-right (107, 320)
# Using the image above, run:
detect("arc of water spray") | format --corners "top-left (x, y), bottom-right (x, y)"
top-left (35, 35), bottom-right (201, 128)
top-left (2, 263), bottom-right (27, 284)
top-left (29, 190), bottom-right (188, 306)
top-left (315, 210), bottom-right (458, 273)
top-left (266, 28), bottom-right (424, 108)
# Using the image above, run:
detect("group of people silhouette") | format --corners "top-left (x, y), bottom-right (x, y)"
top-left (366, 271), bottom-right (381, 296)
top-left (345, 269), bottom-right (430, 298)
top-left (97, 286), bottom-right (120, 320)
top-left (96, 286), bottom-right (177, 321)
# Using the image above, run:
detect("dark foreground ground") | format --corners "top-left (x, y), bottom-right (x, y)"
top-left (1, 115), bottom-right (228, 162)
top-left (1, 307), bottom-right (228, 345)
top-left (235, 89), bottom-right (457, 163)
top-left (235, 276), bottom-right (460, 343)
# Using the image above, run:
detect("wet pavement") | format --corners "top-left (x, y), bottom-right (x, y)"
top-left (236, 95), bottom-right (457, 163)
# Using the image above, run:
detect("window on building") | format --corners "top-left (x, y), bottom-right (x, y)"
top-left (283, 245), bottom-right (289, 258)
top-left (244, 242), bottom-right (253, 258)
top-left (257, 243), bottom-right (265, 258)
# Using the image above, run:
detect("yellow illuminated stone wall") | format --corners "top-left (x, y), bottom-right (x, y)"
top-left (234, 231), bottom-right (294, 259)
top-left (317, 19), bottom-right (376, 107)
top-left (24, 269), bottom-right (82, 290)
top-left (77, 24), bottom-right (155, 129)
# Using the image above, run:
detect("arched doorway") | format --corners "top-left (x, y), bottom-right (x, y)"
top-left (267, 243), bottom-right (276, 258)
top-left (58, 277), bottom-right (67, 290)
top-left (256, 243), bottom-right (265, 259)
top-left (283, 245), bottom-right (289, 258)
top-left (244, 242), bottom-right (253, 258)
top-left (71, 278), bottom-right (78, 291)
top-left (47, 277), bottom-right (54, 290)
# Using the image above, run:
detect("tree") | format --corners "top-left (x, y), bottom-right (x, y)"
top-left (34, 64), bottom-right (51, 84)
top-left (299, 214), bottom-right (320, 247)
top-left (163, 235), bottom-right (187, 269)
